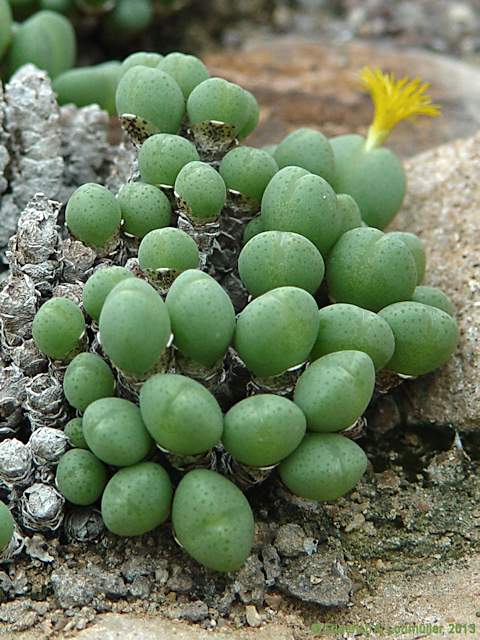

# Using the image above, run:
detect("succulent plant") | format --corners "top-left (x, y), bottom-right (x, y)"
top-left (273, 127), bottom-right (335, 185)
top-left (379, 301), bottom-right (458, 376)
top-left (261, 166), bottom-right (341, 256)
top-left (0, 500), bottom-right (14, 551)
top-left (55, 448), bottom-right (108, 506)
top-left (101, 461), bottom-right (172, 536)
top-left (63, 352), bottom-right (116, 412)
top-left (118, 182), bottom-right (172, 238)
top-left (53, 62), bottom-right (122, 115)
top-left (83, 397), bottom-right (153, 466)
top-left (0, 0), bottom-right (12, 61)
top-left (5, 10), bottom-right (76, 79)
top-left (327, 227), bottom-right (418, 311)
top-left (238, 230), bottom-right (325, 297)
top-left (140, 373), bottom-right (223, 455)
top-left (279, 433), bottom-right (368, 501)
top-left (0, 55), bottom-right (456, 579)
top-left (172, 469), bottom-right (255, 572)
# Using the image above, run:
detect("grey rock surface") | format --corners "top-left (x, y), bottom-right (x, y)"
top-left (391, 132), bottom-right (480, 431)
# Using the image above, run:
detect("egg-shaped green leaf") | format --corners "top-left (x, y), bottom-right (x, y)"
top-left (83, 266), bottom-right (134, 323)
top-left (223, 394), bottom-right (306, 467)
top-left (172, 469), bottom-right (254, 572)
top-left (63, 352), bottom-right (115, 412)
top-left (32, 297), bottom-right (85, 360)
top-left (279, 433), bottom-right (368, 500)
top-left (234, 286), bottom-right (319, 378)
top-left (101, 462), bottom-right (172, 536)
top-left (273, 127), bottom-right (335, 184)
top-left (66, 183), bottom-right (122, 248)
top-left (56, 449), bottom-right (107, 506)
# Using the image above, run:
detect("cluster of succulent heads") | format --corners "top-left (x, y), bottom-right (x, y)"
top-left (0, 0), bottom-right (176, 84)
top-left (0, 50), bottom-right (458, 574)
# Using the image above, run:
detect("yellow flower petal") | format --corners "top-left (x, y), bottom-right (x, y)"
top-left (361, 67), bottom-right (441, 149)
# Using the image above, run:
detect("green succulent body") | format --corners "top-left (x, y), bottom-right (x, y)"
top-left (219, 146), bottom-right (278, 204)
top-left (83, 266), bottom-right (134, 322)
top-left (0, 500), bottom-right (14, 551)
top-left (311, 303), bottom-right (395, 370)
top-left (166, 270), bottom-right (235, 367)
top-left (294, 351), bottom-right (375, 432)
top-left (174, 161), bottom-right (226, 220)
top-left (279, 433), bottom-right (368, 500)
top-left (187, 77), bottom-right (256, 137)
top-left (118, 182), bottom-right (172, 238)
top-left (32, 297), bottom-right (85, 360)
top-left (261, 166), bottom-right (341, 256)
top-left (66, 183), bottom-right (122, 248)
top-left (158, 52), bottom-right (209, 99)
top-left (83, 397), bottom-right (153, 466)
top-left (138, 227), bottom-right (199, 272)
top-left (116, 65), bottom-right (185, 134)
top-left (64, 418), bottom-right (88, 449)
top-left (234, 286), bottom-right (320, 378)
top-left (336, 193), bottom-right (363, 235)
top-left (379, 301), bottom-right (459, 375)
top-left (330, 134), bottom-right (406, 229)
top-left (140, 373), bottom-right (223, 455)
top-left (56, 449), bottom-right (107, 506)
top-left (138, 133), bottom-right (199, 187)
top-left (7, 10), bottom-right (76, 79)
top-left (411, 285), bottom-right (455, 316)
top-left (63, 352), bottom-right (115, 412)
top-left (120, 52), bottom-right (163, 79)
top-left (0, 0), bottom-right (12, 61)
top-left (101, 462), bottom-right (172, 536)
top-left (273, 127), bottom-right (335, 184)
top-left (388, 231), bottom-right (426, 284)
top-left (223, 394), bottom-right (306, 467)
top-left (237, 89), bottom-right (259, 139)
top-left (172, 469), bottom-right (255, 572)
top-left (106, 0), bottom-right (154, 36)
top-left (239, 231), bottom-right (324, 297)
top-left (99, 278), bottom-right (171, 376)
top-left (327, 227), bottom-right (418, 311)
top-left (40, 0), bottom-right (73, 14)
top-left (243, 216), bottom-right (264, 244)
top-left (53, 62), bottom-right (122, 115)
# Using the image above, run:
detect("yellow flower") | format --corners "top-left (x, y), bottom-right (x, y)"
top-left (361, 67), bottom-right (441, 149)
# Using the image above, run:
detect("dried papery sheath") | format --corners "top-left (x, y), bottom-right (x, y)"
top-left (342, 416), bottom-right (367, 441)
top-left (24, 373), bottom-right (70, 431)
top-left (6, 195), bottom-right (62, 296)
top-left (247, 362), bottom-right (307, 397)
top-left (216, 452), bottom-right (276, 490)
top-left (375, 369), bottom-right (412, 395)
top-left (125, 258), bottom-right (179, 296)
top-left (119, 115), bottom-right (160, 148)
top-left (188, 121), bottom-right (237, 162)
top-left (20, 483), bottom-right (65, 532)
top-left (0, 365), bottom-right (28, 438)
top-left (61, 239), bottom-right (97, 285)
top-left (162, 447), bottom-right (217, 473)
top-left (0, 439), bottom-right (34, 489)
top-left (0, 67), bottom-right (64, 257)
top-left (176, 210), bottom-right (220, 270)
top-left (174, 351), bottom-right (228, 395)
top-left (10, 340), bottom-right (47, 378)
top-left (0, 274), bottom-right (38, 344)
top-left (51, 282), bottom-right (85, 308)
top-left (0, 526), bottom-right (25, 564)
top-left (29, 428), bottom-right (68, 467)
top-left (58, 104), bottom-right (113, 200)
top-left (115, 347), bottom-right (175, 403)
top-left (64, 508), bottom-right (105, 543)
top-left (105, 141), bottom-right (137, 195)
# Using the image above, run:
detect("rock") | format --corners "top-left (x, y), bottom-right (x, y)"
top-left (274, 523), bottom-right (306, 557)
top-left (231, 555), bottom-right (265, 605)
top-left (74, 615), bottom-right (294, 640)
top-left (204, 37), bottom-right (480, 158)
top-left (277, 550), bottom-right (352, 606)
top-left (51, 566), bottom-right (127, 609)
top-left (391, 132), bottom-right (480, 431)
top-left (175, 601), bottom-right (209, 623)
top-left (245, 604), bottom-right (262, 627)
